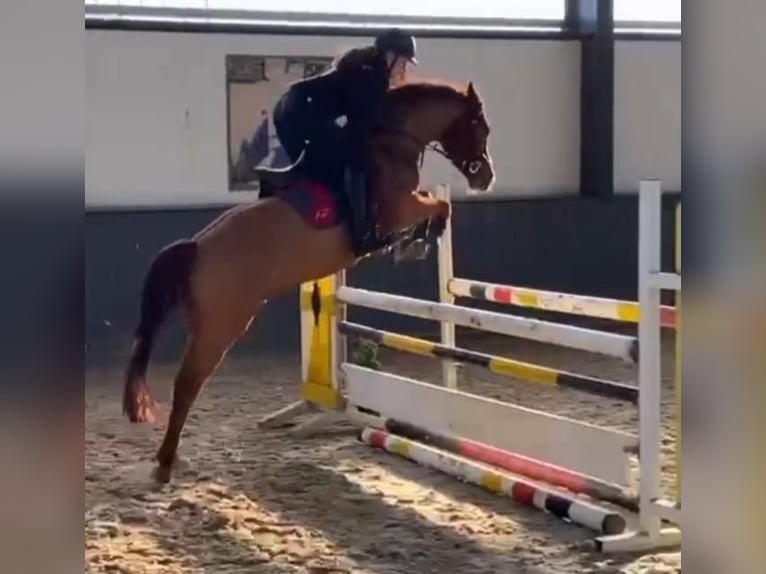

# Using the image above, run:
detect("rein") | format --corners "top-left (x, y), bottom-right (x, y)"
top-left (378, 126), bottom-right (485, 177)
top-left (376, 127), bottom-right (449, 169)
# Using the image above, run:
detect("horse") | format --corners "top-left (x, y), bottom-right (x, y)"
top-left (122, 78), bottom-right (495, 483)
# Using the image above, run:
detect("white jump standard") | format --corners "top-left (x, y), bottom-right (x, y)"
top-left (596, 179), bottom-right (681, 552)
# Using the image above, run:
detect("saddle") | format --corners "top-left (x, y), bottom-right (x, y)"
top-left (255, 149), bottom-right (429, 260)
top-left (253, 150), bottom-right (306, 198)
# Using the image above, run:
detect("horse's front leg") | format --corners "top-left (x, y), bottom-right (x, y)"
top-left (408, 190), bottom-right (452, 238)
top-left (378, 190), bottom-right (450, 261)
top-left (402, 190), bottom-right (447, 242)
top-left (380, 189), bottom-right (451, 236)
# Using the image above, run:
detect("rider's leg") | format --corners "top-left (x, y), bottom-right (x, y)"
top-left (297, 124), bottom-right (381, 256)
top-left (342, 144), bottom-right (384, 256)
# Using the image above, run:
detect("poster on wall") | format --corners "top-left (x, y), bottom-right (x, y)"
top-left (226, 54), bottom-right (333, 192)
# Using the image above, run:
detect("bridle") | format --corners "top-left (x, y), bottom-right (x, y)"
top-left (378, 115), bottom-right (487, 179)
top-left (376, 56), bottom-right (488, 177)
top-left (427, 132), bottom-right (488, 177)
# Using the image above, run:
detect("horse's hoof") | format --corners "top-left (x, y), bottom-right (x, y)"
top-left (392, 243), bottom-right (408, 262)
top-left (125, 381), bottom-right (162, 424)
top-left (410, 241), bottom-right (431, 260)
top-left (152, 465), bottom-right (173, 484)
top-left (394, 240), bottom-right (430, 262)
top-left (150, 455), bottom-right (192, 484)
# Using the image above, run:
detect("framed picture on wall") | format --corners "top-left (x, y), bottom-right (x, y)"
top-left (226, 54), bottom-right (333, 192)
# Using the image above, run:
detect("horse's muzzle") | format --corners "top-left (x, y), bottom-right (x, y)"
top-left (463, 155), bottom-right (495, 192)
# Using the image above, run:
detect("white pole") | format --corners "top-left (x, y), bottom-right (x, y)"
top-left (334, 268), bottom-right (347, 395)
top-left (337, 286), bottom-right (638, 361)
top-left (638, 178), bottom-right (663, 539)
top-left (436, 184), bottom-right (458, 389)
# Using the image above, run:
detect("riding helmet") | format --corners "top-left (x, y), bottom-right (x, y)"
top-left (374, 28), bottom-right (418, 64)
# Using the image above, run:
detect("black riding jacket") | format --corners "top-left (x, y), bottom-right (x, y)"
top-left (289, 50), bottom-right (390, 143)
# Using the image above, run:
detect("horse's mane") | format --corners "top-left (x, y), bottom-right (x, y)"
top-left (382, 78), bottom-right (483, 126)
top-left (386, 78), bottom-right (469, 107)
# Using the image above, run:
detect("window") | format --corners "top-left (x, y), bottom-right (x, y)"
top-left (85, 0), bottom-right (566, 21)
top-left (614, 0), bottom-right (680, 23)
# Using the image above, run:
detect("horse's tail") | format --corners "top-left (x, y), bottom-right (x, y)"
top-left (123, 240), bottom-right (198, 423)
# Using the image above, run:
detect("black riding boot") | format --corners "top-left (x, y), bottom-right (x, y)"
top-left (343, 166), bottom-right (378, 256)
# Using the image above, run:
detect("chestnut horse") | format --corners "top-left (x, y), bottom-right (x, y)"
top-left (122, 78), bottom-right (495, 482)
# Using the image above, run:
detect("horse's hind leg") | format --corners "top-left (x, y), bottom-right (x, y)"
top-left (152, 334), bottom-right (230, 483)
top-left (152, 305), bottom-right (261, 483)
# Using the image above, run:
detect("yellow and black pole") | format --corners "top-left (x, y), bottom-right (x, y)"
top-left (339, 321), bottom-right (638, 403)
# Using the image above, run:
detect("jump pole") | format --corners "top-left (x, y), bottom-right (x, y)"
top-left (336, 287), bottom-right (639, 363)
top-left (339, 320), bottom-right (638, 403)
top-left (448, 278), bottom-right (677, 330)
top-left (380, 418), bottom-right (638, 511)
top-left (361, 427), bottom-right (628, 536)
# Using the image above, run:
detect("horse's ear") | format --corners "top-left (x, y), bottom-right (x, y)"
top-left (466, 81), bottom-right (477, 99)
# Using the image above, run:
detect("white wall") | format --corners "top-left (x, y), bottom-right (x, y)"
top-left (86, 30), bottom-right (581, 207)
top-left (613, 40), bottom-right (682, 193)
top-left (85, 30), bottom-right (681, 208)
top-left (418, 37), bottom-right (581, 198)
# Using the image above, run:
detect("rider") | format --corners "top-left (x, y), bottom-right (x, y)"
top-left (271, 28), bottom-right (418, 255)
